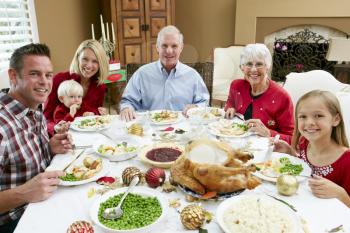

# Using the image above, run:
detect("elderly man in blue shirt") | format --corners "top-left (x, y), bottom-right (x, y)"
top-left (119, 25), bottom-right (209, 121)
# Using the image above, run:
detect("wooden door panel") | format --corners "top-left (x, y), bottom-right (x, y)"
top-left (151, 43), bottom-right (159, 61)
top-left (121, 0), bottom-right (140, 10)
top-left (150, 17), bottom-right (166, 38)
top-left (124, 44), bottom-right (142, 64)
top-left (122, 17), bottom-right (141, 38)
top-left (150, 0), bottom-right (166, 10)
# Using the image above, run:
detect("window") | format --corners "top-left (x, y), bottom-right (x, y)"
top-left (0, 0), bottom-right (39, 72)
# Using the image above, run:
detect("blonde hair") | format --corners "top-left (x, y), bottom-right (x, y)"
top-left (240, 43), bottom-right (272, 70)
top-left (57, 80), bottom-right (83, 98)
top-left (292, 90), bottom-right (349, 150)
top-left (69, 39), bottom-right (109, 85)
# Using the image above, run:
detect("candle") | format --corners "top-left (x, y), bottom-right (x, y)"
top-left (100, 14), bottom-right (106, 40)
top-left (91, 24), bottom-right (95, 40)
top-left (111, 22), bottom-right (116, 43)
top-left (106, 22), bottom-right (110, 41)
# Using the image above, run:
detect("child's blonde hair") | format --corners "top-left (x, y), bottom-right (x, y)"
top-left (292, 90), bottom-right (349, 150)
top-left (57, 80), bottom-right (83, 98)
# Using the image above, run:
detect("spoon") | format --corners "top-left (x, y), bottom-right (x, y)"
top-left (102, 176), bottom-right (140, 220)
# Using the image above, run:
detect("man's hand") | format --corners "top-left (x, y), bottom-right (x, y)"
top-left (54, 121), bottom-right (70, 134)
top-left (69, 104), bottom-right (80, 117)
top-left (225, 108), bottom-right (236, 119)
top-left (183, 104), bottom-right (197, 116)
top-left (19, 170), bottom-right (65, 203)
top-left (120, 107), bottom-right (135, 122)
top-left (98, 107), bottom-right (108, 115)
top-left (49, 133), bottom-right (73, 155)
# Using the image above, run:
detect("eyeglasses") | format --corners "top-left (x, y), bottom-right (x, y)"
top-left (244, 62), bottom-right (265, 69)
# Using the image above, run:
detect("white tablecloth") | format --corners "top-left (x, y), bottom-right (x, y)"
top-left (14, 116), bottom-right (350, 233)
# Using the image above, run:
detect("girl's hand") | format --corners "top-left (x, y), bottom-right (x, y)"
top-left (273, 139), bottom-right (292, 154)
top-left (246, 118), bottom-right (271, 137)
top-left (225, 108), bottom-right (236, 119)
top-left (98, 107), bottom-right (108, 115)
top-left (308, 175), bottom-right (346, 199)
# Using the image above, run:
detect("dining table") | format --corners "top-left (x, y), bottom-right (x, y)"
top-left (14, 112), bottom-right (350, 233)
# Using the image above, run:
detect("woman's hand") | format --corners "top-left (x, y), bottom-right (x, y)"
top-left (225, 108), bottom-right (236, 119)
top-left (309, 175), bottom-right (349, 202)
top-left (98, 107), bottom-right (108, 115)
top-left (246, 118), bottom-right (271, 137)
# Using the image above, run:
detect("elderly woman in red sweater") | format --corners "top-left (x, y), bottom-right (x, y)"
top-left (225, 43), bottom-right (294, 143)
top-left (44, 39), bottom-right (109, 135)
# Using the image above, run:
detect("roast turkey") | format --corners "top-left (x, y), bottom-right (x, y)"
top-left (170, 139), bottom-right (261, 194)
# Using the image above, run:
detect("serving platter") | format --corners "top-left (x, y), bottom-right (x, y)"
top-left (253, 152), bottom-right (312, 183)
top-left (70, 115), bottom-right (112, 132)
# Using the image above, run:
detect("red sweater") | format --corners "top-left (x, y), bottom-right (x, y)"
top-left (298, 137), bottom-right (350, 195)
top-left (53, 103), bottom-right (99, 123)
top-left (225, 79), bottom-right (294, 143)
top-left (44, 72), bottom-right (106, 136)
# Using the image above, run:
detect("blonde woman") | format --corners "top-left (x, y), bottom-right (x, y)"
top-left (44, 39), bottom-right (109, 135)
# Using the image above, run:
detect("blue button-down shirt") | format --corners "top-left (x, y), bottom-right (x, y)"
top-left (120, 60), bottom-right (209, 111)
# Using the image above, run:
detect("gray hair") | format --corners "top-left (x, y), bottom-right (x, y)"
top-left (57, 80), bottom-right (83, 98)
top-left (156, 25), bottom-right (184, 48)
top-left (240, 43), bottom-right (272, 70)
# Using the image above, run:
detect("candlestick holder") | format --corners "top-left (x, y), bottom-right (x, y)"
top-left (99, 38), bottom-right (115, 60)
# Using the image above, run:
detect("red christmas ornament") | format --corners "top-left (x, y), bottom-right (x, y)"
top-left (67, 220), bottom-right (94, 233)
top-left (161, 127), bottom-right (174, 132)
top-left (145, 168), bottom-right (166, 188)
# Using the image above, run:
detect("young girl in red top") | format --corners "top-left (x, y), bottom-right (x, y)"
top-left (276, 90), bottom-right (350, 207)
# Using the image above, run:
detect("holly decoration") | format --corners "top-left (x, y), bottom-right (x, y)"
top-left (180, 204), bottom-right (205, 230)
top-left (145, 167), bottom-right (166, 188)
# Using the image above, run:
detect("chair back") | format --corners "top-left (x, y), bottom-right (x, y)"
top-left (283, 70), bottom-right (348, 106)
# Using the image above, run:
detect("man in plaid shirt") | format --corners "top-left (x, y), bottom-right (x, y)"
top-left (0, 43), bottom-right (73, 233)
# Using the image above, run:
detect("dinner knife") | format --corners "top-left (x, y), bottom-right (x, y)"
top-left (62, 149), bottom-right (86, 172)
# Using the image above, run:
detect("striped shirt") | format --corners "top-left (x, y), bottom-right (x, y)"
top-left (0, 91), bottom-right (52, 225)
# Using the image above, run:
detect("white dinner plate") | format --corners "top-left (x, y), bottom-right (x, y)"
top-left (216, 194), bottom-right (302, 233)
top-left (208, 119), bottom-right (253, 138)
top-left (187, 107), bottom-right (225, 124)
top-left (70, 115), bottom-right (112, 132)
top-left (253, 152), bottom-right (312, 183)
top-left (59, 154), bottom-right (110, 186)
top-left (93, 141), bottom-right (138, 162)
top-left (149, 110), bottom-right (182, 125)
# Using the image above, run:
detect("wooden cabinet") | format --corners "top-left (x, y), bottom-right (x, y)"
top-left (103, 0), bottom-right (175, 65)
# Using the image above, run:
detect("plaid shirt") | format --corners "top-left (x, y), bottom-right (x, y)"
top-left (0, 91), bottom-right (52, 225)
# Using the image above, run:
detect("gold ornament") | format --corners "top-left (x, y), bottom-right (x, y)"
top-left (122, 167), bottom-right (142, 186)
top-left (277, 174), bottom-right (299, 196)
top-left (128, 123), bottom-right (144, 136)
top-left (180, 204), bottom-right (205, 230)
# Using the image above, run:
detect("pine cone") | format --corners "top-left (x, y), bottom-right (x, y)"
top-left (180, 204), bottom-right (204, 230)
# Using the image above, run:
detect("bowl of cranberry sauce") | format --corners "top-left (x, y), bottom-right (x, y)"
top-left (139, 143), bottom-right (184, 168)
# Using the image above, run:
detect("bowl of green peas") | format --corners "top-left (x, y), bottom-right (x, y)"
top-left (90, 186), bottom-right (168, 233)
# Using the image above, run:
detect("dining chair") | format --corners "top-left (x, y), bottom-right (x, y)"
top-left (126, 62), bottom-right (214, 104)
top-left (212, 45), bottom-right (245, 107)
